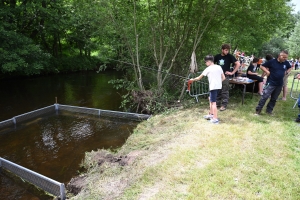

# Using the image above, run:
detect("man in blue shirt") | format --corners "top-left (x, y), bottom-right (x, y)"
top-left (255, 50), bottom-right (292, 115)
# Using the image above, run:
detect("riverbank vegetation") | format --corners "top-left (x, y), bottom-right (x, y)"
top-left (2, 1), bottom-right (300, 199)
top-left (1, 0), bottom-right (300, 113)
top-left (68, 72), bottom-right (300, 199)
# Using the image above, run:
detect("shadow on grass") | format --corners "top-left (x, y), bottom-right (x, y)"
top-left (227, 85), bottom-right (299, 125)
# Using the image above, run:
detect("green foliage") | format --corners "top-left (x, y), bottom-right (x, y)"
top-left (260, 36), bottom-right (288, 57)
top-left (0, 0), bottom-right (106, 76)
top-left (0, 25), bottom-right (51, 75)
top-left (108, 78), bottom-right (136, 111)
top-left (51, 56), bottom-right (99, 73)
top-left (99, 0), bottom-right (293, 112)
top-left (0, 0), bottom-right (297, 103)
top-left (288, 21), bottom-right (300, 58)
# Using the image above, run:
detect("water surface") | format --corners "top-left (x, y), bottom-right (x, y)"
top-left (0, 71), bottom-right (139, 199)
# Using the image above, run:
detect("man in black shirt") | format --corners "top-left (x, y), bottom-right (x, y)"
top-left (214, 44), bottom-right (240, 111)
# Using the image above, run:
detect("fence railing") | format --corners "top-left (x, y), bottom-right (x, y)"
top-left (56, 104), bottom-right (150, 120)
top-left (0, 105), bottom-right (56, 130)
top-left (187, 73), bottom-right (209, 102)
top-left (291, 73), bottom-right (300, 108)
top-left (0, 157), bottom-right (66, 199)
top-left (0, 104), bottom-right (151, 131)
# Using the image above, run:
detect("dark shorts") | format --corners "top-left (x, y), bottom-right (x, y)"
top-left (209, 90), bottom-right (218, 102)
top-left (247, 75), bottom-right (263, 82)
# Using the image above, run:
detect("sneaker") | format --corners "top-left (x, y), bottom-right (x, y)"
top-left (295, 118), bottom-right (300, 122)
top-left (258, 92), bottom-right (263, 96)
top-left (210, 118), bottom-right (219, 124)
top-left (203, 114), bottom-right (213, 120)
top-left (277, 97), bottom-right (286, 101)
top-left (266, 111), bottom-right (274, 116)
top-left (220, 106), bottom-right (226, 111)
top-left (255, 109), bottom-right (261, 115)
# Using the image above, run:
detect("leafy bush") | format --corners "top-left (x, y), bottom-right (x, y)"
top-left (50, 56), bottom-right (100, 73)
top-left (0, 26), bottom-right (51, 75)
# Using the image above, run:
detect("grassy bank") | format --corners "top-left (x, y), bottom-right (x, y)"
top-left (71, 71), bottom-right (300, 200)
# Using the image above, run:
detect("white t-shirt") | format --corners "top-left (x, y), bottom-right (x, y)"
top-left (201, 64), bottom-right (223, 91)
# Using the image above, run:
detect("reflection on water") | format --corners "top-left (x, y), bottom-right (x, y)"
top-left (0, 71), bottom-right (138, 199)
top-left (0, 176), bottom-right (34, 200)
top-left (0, 71), bottom-right (124, 122)
top-left (0, 111), bottom-right (138, 199)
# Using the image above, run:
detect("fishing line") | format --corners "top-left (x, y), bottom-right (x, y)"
top-left (106, 57), bottom-right (192, 80)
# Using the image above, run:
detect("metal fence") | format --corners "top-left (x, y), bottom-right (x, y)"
top-left (0, 105), bottom-right (56, 130)
top-left (0, 157), bottom-right (66, 199)
top-left (187, 73), bottom-right (209, 102)
top-left (56, 104), bottom-right (150, 120)
top-left (0, 104), bottom-right (151, 199)
top-left (291, 73), bottom-right (300, 108)
top-left (0, 104), bottom-right (151, 131)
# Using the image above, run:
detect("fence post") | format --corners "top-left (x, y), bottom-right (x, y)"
top-left (60, 183), bottom-right (66, 200)
top-left (55, 104), bottom-right (59, 111)
top-left (55, 104), bottom-right (59, 115)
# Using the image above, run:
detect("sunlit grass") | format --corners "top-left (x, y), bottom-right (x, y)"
top-left (72, 71), bottom-right (300, 200)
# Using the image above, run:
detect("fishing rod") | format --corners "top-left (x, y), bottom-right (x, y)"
top-left (105, 57), bottom-right (208, 103)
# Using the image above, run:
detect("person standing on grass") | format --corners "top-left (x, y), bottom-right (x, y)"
top-left (214, 44), bottom-right (240, 111)
top-left (280, 59), bottom-right (294, 101)
top-left (189, 55), bottom-right (225, 124)
top-left (255, 50), bottom-right (292, 115)
top-left (246, 57), bottom-right (264, 96)
top-left (295, 74), bottom-right (300, 122)
top-left (295, 58), bottom-right (299, 70)
top-left (261, 54), bottom-right (274, 80)
top-left (263, 54), bottom-right (292, 101)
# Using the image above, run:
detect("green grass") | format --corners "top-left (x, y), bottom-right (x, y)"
top-left (72, 70), bottom-right (300, 200)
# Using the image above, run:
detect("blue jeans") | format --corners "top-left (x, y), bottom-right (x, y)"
top-left (256, 85), bottom-right (282, 113)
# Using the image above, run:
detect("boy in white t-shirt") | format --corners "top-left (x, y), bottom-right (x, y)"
top-left (189, 55), bottom-right (225, 124)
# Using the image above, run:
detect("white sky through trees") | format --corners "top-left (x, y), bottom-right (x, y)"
top-left (291, 0), bottom-right (300, 13)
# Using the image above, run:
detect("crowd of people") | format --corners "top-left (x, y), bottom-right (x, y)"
top-left (189, 44), bottom-right (300, 124)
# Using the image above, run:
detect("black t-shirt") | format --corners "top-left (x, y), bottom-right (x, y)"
top-left (262, 59), bottom-right (291, 86)
top-left (246, 64), bottom-right (257, 75)
top-left (214, 53), bottom-right (237, 74)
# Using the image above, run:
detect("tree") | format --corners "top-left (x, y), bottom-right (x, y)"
top-left (0, 4), bottom-right (51, 75)
top-left (288, 21), bottom-right (300, 58)
top-left (260, 37), bottom-right (288, 57)
top-left (0, 0), bottom-right (104, 75)
top-left (99, 0), bottom-right (292, 113)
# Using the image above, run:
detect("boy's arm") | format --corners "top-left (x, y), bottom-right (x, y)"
top-left (190, 74), bottom-right (204, 82)
top-left (221, 73), bottom-right (225, 81)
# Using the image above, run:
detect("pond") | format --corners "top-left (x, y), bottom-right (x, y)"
top-left (0, 70), bottom-right (140, 199)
